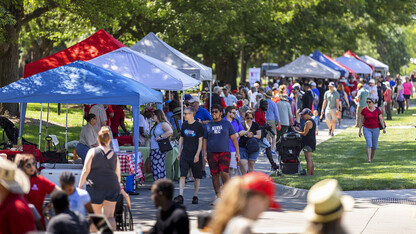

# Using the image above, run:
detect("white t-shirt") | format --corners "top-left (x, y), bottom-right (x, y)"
top-left (250, 92), bottom-right (258, 107)
top-left (68, 188), bottom-right (91, 215)
top-left (223, 215), bottom-right (253, 234)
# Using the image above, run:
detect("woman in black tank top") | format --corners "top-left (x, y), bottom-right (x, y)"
top-left (294, 108), bottom-right (316, 176)
top-left (78, 127), bottom-right (120, 230)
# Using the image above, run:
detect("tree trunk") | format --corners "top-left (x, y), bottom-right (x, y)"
top-left (216, 54), bottom-right (238, 89)
top-left (0, 8), bottom-right (22, 117)
top-left (240, 47), bottom-right (248, 85)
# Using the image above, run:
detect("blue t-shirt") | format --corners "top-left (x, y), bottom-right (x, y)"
top-left (68, 188), bottom-right (91, 215)
top-left (204, 119), bottom-right (236, 153)
top-left (195, 107), bottom-right (212, 122)
top-left (223, 118), bottom-right (244, 152)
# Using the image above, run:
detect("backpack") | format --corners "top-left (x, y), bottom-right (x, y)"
top-left (313, 91), bottom-right (320, 106)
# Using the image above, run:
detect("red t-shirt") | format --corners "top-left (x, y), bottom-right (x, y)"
top-left (110, 105), bottom-right (125, 133)
top-left (24, 175), bottom-right (55, 224)
top-left (0, 193), bottom-right (35, 234)
top-left (254, 109), bottom-right (266, 126)
top-left (361, 107), bottom-right (380, 129)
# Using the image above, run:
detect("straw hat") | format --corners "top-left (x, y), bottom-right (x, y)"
top-left (0, 159), bottom-right (30, 194)
top-left (304, 179), bottom-right (354, 223)
top-left (264, 90), bottom-right (274, 99)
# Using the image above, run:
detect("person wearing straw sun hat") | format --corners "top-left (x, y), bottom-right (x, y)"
top-left (0, 159), bottom-right (35, 234)
top-left (304, 179), bottom-right (354, 234)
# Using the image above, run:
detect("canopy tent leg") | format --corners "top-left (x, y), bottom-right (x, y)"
top-left (65, 104), bottom-right (68, 151)
top-left (132, 106), bottom-right (140, 175)
top-left (18, 103), bottom-right (27, 141)
top-left (38, 103), bottom-right (43, 148)
top-left (44, 103), bottom-right (50, 151)
top-left (82, 105), bottom-right (85, 126)
top-left (209, 81), bottom-right (212, 114)
top-left (181, 91), bottom-right (184, 124)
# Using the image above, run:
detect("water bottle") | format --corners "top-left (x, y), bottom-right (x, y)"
top-left (17, 137), bottom-right (22, 145)
top-left (135, 224), bottom-right (143, 234)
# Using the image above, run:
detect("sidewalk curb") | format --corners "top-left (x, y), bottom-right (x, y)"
top-left (274, 182), bottom-right (308, 200)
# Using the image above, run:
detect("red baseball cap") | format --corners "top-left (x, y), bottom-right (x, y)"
top-left (232, 89), bottom-right (238, 94)
top-left (241, 172), bottom-right (281, 210)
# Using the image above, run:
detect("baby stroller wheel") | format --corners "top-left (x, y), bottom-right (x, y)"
top-left (300, 169), bottom-right (306, 176)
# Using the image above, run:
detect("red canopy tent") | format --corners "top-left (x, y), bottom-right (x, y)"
top-left (24, 29), bottom-right (126, 78)
top-left (343, 50), bottom-right (375, 73)
top-left (323, 54), bottom-right (356, 77)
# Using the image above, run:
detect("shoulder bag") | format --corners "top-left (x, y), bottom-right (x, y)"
top-left (376, 107), bottom-right (386, 130)
top-left (153, 123), bottom-right (173, 153)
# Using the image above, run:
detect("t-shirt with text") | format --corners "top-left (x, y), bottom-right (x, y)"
top-left (204, 119), bottom-right (236, 153)
top-left (180, 121), bottom-right (204, 160)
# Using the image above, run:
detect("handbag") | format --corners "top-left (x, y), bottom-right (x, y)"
top-left (152, 125), bottom-right (173, 153)
top-left (376, 107), bottom-right (386, 130)
top-left (242, 122), bottom-right (259, 154)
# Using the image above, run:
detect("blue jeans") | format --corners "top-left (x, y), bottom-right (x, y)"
top-left (363, 127), bottom-right (380, 150)
top-left (76, 143), bottom-right (90, 164)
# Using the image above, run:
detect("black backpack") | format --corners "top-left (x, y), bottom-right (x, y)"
top-left (243, 122), bottom-right (259, 154)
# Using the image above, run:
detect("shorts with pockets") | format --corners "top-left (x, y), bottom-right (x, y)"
top-left (180, 156), bottom-right (203, 179)
top-left (207, 152), bottom-right (230, 175)
top-left (325, 108), bottom-right (337, 121)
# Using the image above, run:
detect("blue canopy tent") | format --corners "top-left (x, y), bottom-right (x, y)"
top-left (310, 50), bottom-right (349, 77)
top-left (0, 60), bottom-right (162, 174)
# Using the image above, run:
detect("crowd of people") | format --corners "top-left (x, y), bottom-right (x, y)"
top-left (1, 72), bottom-right (414, 233)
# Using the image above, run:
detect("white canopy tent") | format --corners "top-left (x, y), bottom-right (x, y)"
top-left (88, 47), bottom-right (200, 91)
top-left (266, 55), bottom-right (340, 79)
top-left (131, 32), bottom-right (212, 81)
top-left (359, 55), bottom-right (389, 74)
top-left (335, 56), bottom-right (373, 74)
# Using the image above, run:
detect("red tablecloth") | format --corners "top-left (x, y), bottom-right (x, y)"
top-left (117, 152), bottom-right (143, 183)
top-left (114, 136), bottom-right (133, 146)
top-left (0, 149), bottom-right (42, 161)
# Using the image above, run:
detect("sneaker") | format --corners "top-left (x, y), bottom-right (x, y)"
top-left (331, 132), bottom-right (334, 136)
top-left (192, 196), bottom-right (199, 204)
top-left (211, 197), bottom-right (221, 206)
top-left (328, 130), bottom-right (332, 136)
top-left (173, 195), bottom-right (184, 204)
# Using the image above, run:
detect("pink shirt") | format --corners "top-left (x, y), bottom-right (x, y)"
top-left (403, 82), bottom-right (412, 95)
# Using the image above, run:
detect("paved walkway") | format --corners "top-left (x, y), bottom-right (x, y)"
top-left (128, 117), bottom-right (416, 233)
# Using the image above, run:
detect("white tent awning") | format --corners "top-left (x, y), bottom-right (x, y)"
top-left (131, 32), bottom-right (212, 81)
top-left (266, 55), bottom-right (340, 79)
top-left (359, 55), bottom-right (389, 72)
top-left (88, 47), bottom-right (201, 91)
top-left (335, 56), bottom-right (373, 74)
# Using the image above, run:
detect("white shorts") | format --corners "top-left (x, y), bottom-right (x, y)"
top-left (229, 152), bottom-right (237, 169)
top-left (325, 108), bottom-right (337, 121)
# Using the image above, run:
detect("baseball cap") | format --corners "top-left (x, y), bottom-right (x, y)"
top-left (300, 108), bottom-right (312, 116)
top-left (222, 86), bottom-right (230, 90)
top-left (188, 96), bottom-right (200, 103)
top-left (328, 82), bottom-right (335, 87)
top-left (0, 159), bottom-right (30, 194)
top-left (310, 82), bottom-right (316, 87)
top-left (184, 94), bottom-right (192, 101)
top-left (241, 172), bottom-right (281, 210)
top-left (369, 79), bottom-right (375, 84)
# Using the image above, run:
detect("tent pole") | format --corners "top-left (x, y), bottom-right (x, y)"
top-left (181, 91), bottom-right (184, 124)
top-left (169, 91), bottom-right (171, 101)
top-left (65, 104), bottom-right (68, 151)
top-left (18, 103), bottom-right (27, 141)
top-left (44, 103), bottom-right (50, 151)
top-left (209, 81), bottom-right (212, 114)
top-left (82, 105), bottom-right (85, 126)
top-left (38, 103), bottom-right (43, 148)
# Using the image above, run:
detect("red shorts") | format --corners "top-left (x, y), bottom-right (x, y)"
top-left (207, 152), bottom-right (230, 175)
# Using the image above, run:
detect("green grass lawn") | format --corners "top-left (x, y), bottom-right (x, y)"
top-left (273, 103), bottom-right (416, 190)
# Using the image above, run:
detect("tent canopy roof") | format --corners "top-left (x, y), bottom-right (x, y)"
top-left (359, 55), bottom-right (389, 72)
top-left (310, 50), bottom-right (349, 77)
top-left (88, 47), bottom-right (200, 91)
top-left (2, 61), bottom-right (162, 105)
top-left (24, 29), bottom-right (126, 78)
top-left (322, 54), bottom-right (356, 77)
top-left (335, 55), bottom-right (373, 74)
top-left (266, 55), bottom-right (340, 79)
top-left (131, 32), bottom-right (212, 81)
top-left (343, 50), bottom-right (375, 72)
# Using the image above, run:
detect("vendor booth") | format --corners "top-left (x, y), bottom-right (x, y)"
top-left (335, 55), bottom-right (373, 75)
top-left (323, 54), bottom-right (356, 77)
top-left (0, 61), bottom-right (163, 183)
top-left (266, 55), bottom-right (341, 79)
top-left (310, 50), bottom-right (349, 77)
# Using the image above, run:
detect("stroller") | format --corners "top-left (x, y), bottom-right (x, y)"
top-left (276, 131), bottom-right (306, 175)
top-left (0, 116), bottom-right (37, 149)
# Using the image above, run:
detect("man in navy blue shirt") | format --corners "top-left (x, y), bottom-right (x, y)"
top-left (203, 104), bottom-right (240, 205)
top-left (189, 97), bottom-right (212, 125)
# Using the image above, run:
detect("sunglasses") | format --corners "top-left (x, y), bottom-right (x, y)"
top-left (212, 110), bottom-right (220, 114)
top-left (25, 162), bottom-right (36, 169)
top-left (246, 117), bottom-right (253, 120)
